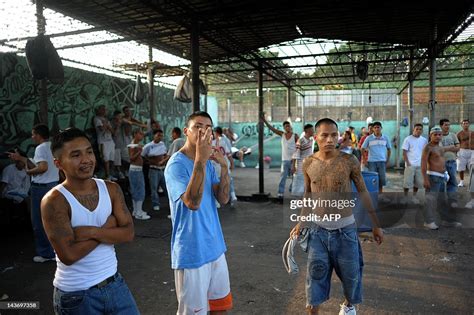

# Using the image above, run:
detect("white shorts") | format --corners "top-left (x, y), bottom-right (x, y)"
top-left (174, 254), bottom-right (232, 315)
top-left (99, 141), bottom-right (115, 162)
top-left (457, 149), bottom-right (473, 171)
top-left (113, 147), bottom-right (130, 166)
top-left (403, 165), bottom-right (423, 189)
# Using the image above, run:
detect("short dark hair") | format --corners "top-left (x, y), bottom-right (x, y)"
top-left (186, 111), bottom-right (213, 127)
top-left (51, 128), bottom-right (90, 158)
top-left (315, 118), bottom-right (338, 131)
top-left (439, 119), bottom-right (450, 126)
top-left (304, 124), bottom-right (313, 131)
top-left (373, 121), bottom-right (382, 128)
top-left (153, 129), bottom-right (163, 135)
top-left (214, 126), bottom-right (223, 135)
top-left (368, 123), bottom-right (374, 128)
top-left (122, 106), bottom-right (130, 112)
top-left (113, 110), bottom-right (121, 116)
top-left (462, 119), bottom-right (469, 123)
top-left (414, 123), bottom-right (423, 128)
top-left (283, 121), bottom-right (291, 127)
top-left (172, 127), bottom-right (182, 137)
top-left (32, 124), bottom-right (50, 139)
top-left (348, 126), bottom-right (354, 130)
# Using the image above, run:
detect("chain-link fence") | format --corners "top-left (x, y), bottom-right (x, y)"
top-left (217, 86), bottom-right (474, 124)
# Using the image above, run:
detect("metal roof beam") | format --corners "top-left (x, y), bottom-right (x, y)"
top-left (140, 0), bottom-right (305, 95)
top-left (397, 12), bottom-right (474, 93)
top-left (208, 75), bottom-right (472, 89)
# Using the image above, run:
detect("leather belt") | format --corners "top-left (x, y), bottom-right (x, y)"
top-left (91, 272), bottom-right (118, 289)
top-left (149, 165), bottom-right (164, 170)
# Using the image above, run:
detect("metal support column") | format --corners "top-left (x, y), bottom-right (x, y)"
top-left (36, 0), bottom-right (48, 124)
top-left (286, 86), bottom-right (291, 120)
top-left (428, 55), bottom-right (436, 129)
top-left (251, 60), bottom-right (269, 201)
top-left (301, 93), bottom-right (306, 126)
top-left (147, 46), bottom-right (155, 120)
top-left (395, 93), bottom-right (402, 169)
top-left (227, 98), bottom-right (232, 129)
top-left (429, 26), bottom-right (437, 129)
top-left (204, 66), bottom-right (208, 112)
top-left (191, 20), bottom-right (200, 112)
top-left (257, 62), bottom-right (264, 194)
top-left (408, 48), bottom-right (414, 134)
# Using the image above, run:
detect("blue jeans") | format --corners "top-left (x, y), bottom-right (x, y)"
top-left (306, 224), bottom-right (364, 307)
top-left (148, 168), bottom-right (165, 207)
top-left (53, 273), bottom-right (139, 315)
top-left (445, 160), bottom-right (458, 204)
top-left (367, 161), bottom-right (387, 187)
top-left (31, 182), bottom-right (57, 258)
top-left (128, 170), bottom-right (145, 202)
top-left (278, 160), bottom-right (293, 194)
top-left (424, 175), bottom-right (456, 223)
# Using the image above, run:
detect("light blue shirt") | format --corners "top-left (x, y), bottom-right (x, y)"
top-left (164, 152), bottom-right (226, 269)
top-left (361, 134), bottom-right (391, 162)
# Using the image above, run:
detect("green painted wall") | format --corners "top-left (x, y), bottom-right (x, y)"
top-left (0, 53), bottom-right (192, 159)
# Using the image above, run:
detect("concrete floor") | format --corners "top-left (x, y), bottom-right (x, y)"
top-left (1, 167), bottom-right (473, 314)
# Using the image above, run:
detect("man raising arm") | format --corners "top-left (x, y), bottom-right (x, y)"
top-left (165, 111), bottom-right (232, 315)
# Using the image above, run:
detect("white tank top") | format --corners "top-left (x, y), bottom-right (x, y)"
top-left (281, 133), bottom-right (296, 161)
top-left (53, 179), bottom-right (117, 292)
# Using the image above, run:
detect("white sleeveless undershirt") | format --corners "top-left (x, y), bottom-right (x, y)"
top-left (53, 178), bottom-right (117, 292)
top-left (281, 133), bottom-right (296, 161)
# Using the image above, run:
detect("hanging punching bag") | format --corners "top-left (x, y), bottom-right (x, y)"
top-left (25, 34), bottom-right (64, 83)
top-left (132, 75), bottom-right (145, 104)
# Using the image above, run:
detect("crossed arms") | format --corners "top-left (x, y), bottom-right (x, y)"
top-left (41, 181), bottom-right (134, 266)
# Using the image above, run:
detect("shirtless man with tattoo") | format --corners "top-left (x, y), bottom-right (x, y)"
top-left (421, 127), bottom-right (462, 230)
top-left (291, 118), bottom-right (383, 315)
top-left (41, 128), bottom-right (139, 314)
top-left (456, 119), bottom-right (473, 187)
top-left (164, 111), bottom-right (232, 315)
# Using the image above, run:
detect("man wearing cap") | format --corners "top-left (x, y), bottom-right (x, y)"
top-left (421, 127), bottom-right (462, 230)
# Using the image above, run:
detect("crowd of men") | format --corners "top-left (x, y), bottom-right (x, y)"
top-left (1, 108), bottom-right (472, 315)
top-left (262, 115), bottom-right (472, 230)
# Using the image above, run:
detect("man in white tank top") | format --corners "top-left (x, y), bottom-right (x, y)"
top-left (41, 128), bottom-right (139, 315)
top-left (261, 114), bottom-right (299, 198)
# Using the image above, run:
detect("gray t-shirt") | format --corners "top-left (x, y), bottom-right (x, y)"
top-left (440, 132), bottom-right (459, 161)
top-left (168, 138), bottom-right (185, 156)
top-left (111, 120), bottom-right (129, 149)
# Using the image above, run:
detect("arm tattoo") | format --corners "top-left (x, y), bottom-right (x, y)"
top-left (115, 185), bottom-right (130, 215)
top-left (45, 201), bottom-right (73, 241)
top-left (217, 169), bottom-right (230, 201)
top-left (190, 162), bottom-right (205, 206)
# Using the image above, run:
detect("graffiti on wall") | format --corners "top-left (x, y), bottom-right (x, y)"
top-left (0, 53), bottom-right (192, 157)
